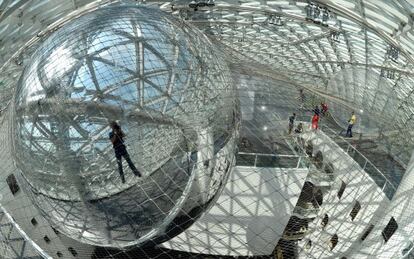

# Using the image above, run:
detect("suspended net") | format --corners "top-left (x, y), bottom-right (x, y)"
top-left (0, 1), bottom-right (412, 259)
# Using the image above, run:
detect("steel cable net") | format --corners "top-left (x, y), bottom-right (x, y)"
top-left (326, 67), bottom-right (413, 166)
top-left (0, 1), bottom-right (413, 259)
top-left (326, 67), bottom-right (396, 135)
top-left (10, 3), bottom-right (239, 249)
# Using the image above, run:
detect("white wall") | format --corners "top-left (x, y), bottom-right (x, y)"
top-left (161, 166), bottom-right (309, 256)
top-left (350, 150), bottom-right (414, 258)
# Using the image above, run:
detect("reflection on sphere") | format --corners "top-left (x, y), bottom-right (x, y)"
top-left (12, 4), bottom-right (239, 247)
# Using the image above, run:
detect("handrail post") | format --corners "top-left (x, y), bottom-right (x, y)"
top-left (363, 160), bottom-right (368, 170)
top-left (254, 155), bottom-right (257, 167)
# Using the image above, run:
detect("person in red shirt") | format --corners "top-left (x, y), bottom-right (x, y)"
top-left (312, 114), bottom-right (320, 130)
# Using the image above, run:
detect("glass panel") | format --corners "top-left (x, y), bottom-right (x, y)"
top-left (236, 153), bottom-right (256, 167)
top-left (354, 152), bottom-right (367, 169)
top-left (383, 182), bottom-right (396, 200)
top-left (364, 163), bottom-right (386, 189)
top-left (256, 155), bottom-right (299, 168)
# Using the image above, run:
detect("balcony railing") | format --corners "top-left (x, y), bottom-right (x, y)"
top-left (303, 122), bottom-right (397, 199)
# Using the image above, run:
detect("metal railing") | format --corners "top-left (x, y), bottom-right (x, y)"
top-left (236, 152), bottom-right (308, 169)
top-left (316, 123), bottom-right (397, 199)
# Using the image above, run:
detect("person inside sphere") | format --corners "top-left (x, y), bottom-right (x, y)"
top-left (109, 121), bottom-right (141, 183)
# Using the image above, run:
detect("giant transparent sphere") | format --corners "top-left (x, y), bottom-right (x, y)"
top-left (12, 4), bottom-right (239, 247)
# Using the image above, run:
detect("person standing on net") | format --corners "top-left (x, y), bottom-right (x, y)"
top-left (346, 111), bottom-right (356, 138)
top-left (288, 113), bottom-right (296, 134)
top-left (313, 106), bottom-right (321, 116)
top-left (311, 113), bottom-right (320, 130)
top-left (321, 102), bottom-right (328, 116)
top-left (299, 89), bottom-right (306, 109)
top-left (109, 121), bottom-right (141, 183)
top-left (295, 122), bottom-right (303, 134)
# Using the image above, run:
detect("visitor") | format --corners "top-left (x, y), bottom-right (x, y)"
top-left (299, 89), bottom-right (306, 109)
top-left (313, 106), bottom-right (320, 116)
top-left (241, 137), bottom-right (248, 148)
top-left (345, 111), bottom-right (356, 138)
top-left (288, 113), bottom-right (296, 134)
top-left (109, 121), bottom-right (141, 183)
top-left (321, 102), bottom-right (328, 116)
top-left (295, 122), bottom-right (303, 133)
top-left (312, 113), bottom-right (319, 130)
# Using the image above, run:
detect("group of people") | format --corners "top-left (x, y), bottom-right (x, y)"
top-left (311, 102), bottom-right (328, 130)
top-left (288, 101), bottom-right (329, 134)
top-left (288, 99), bottom-right (357, 138)
top-left (109, 100), bottom-right (357, 184)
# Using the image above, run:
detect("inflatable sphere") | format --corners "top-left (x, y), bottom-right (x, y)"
top-left (12, 3), bottom-right (239, 247)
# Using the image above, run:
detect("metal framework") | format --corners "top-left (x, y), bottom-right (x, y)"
top-left (0, 0), bottom-right (414, 258)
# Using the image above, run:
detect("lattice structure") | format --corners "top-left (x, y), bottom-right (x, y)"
top-left (0, 1), bottom-right (413, 259)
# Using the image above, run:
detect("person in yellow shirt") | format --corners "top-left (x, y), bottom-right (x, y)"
top-left (346, 111), bottom-right (356, 137)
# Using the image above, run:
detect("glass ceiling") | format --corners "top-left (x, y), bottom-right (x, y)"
top-left (0, 1), bottom-right (413, 92)
top-left (1, 0), bottom-right (414, 92)
top-left (0, 0), bottom-right (412, 165)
